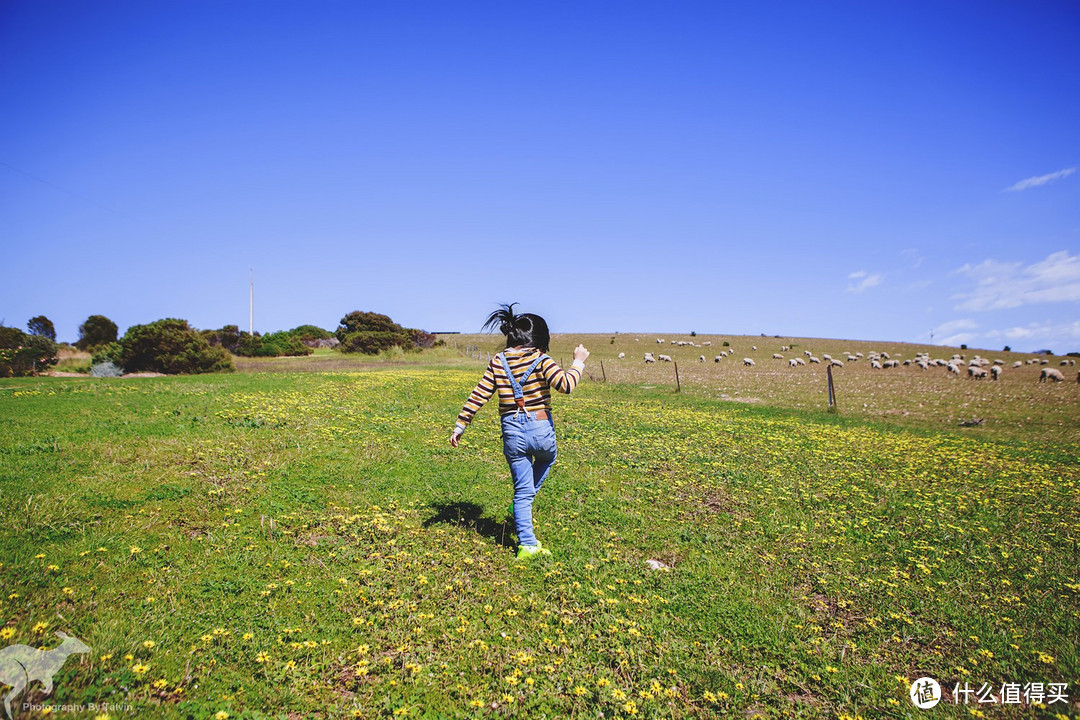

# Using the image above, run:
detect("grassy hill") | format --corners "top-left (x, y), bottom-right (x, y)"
top-left (1, 363), bottom-right (1077, 718)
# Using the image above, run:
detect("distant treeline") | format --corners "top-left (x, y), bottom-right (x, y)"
top-left (0, 310), bottom-right (441, 377)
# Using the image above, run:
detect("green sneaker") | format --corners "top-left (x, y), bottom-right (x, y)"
top-left (516, 545), bottom-right (551, 560)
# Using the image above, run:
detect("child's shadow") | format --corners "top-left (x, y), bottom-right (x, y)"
top-left (422, 501), bottom-right (515, 550)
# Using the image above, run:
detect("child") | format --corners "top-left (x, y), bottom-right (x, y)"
top-left (450, 304), bottom-right (589, 559)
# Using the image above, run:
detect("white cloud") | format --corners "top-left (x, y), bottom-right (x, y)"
top-left (1003, 167), bottom-right (1075, 192)
top-left (952, 250), bottom-right (1080, 311)
top-left (934, 318), bottom-right (978, 346)
top-left (846, 270), bottom-right (883, 293)
top-left (982, 320), bottom-right (1080, 350)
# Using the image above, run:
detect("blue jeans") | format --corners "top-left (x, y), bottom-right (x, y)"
top-left (501, 412), bottom-right (557, 547)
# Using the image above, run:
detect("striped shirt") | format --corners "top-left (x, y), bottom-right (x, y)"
top-left (455, 348), bottom-right (583, 432)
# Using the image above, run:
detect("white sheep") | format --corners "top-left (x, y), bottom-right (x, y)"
top-left (808, 356), bottom-right (820, 364)
top-left (796, 358), bottom-right (806, 366)
top-left (822, 354), bottom-right (833, 362)
top-left (703, 341), bottom-right (711, 346)
top-left (990, 365), bottom-right (1002, 380)
top-left (1040, 368), bottom-right (1064, 382)
top-left (804, 350), bottom-right (812, 357)
top-left (658, 354), bottom-right (672, 362)
top-left (714, 355), bottom-right (723, 363)
top-left (644, 353), bottom-right (655, 363)
top-left (617, 352), bottom-right (625, 359)
top-left (656, 339), bottom-right (665, 344)
top-left (699, 355), bottom-right (706, 363)
top-left (830, 359), bottom-right (844, 368)
top-left (1012, 361), bottom-right (1022, 368)
top-left (773, 353), bottom-right (783, 360)
top-left (789, 358), bottom-right (799, 367)
top-left (946, 362), bottom-right (961, 375)
top-left (743, 358), bottom-right (756, 367)
top-left (968, 366), bottom-right (988, 380)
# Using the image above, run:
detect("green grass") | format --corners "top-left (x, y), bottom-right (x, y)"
top-left (1, 367), bottom-right (1077, 719)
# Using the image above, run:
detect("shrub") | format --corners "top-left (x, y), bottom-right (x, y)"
top-left (90, 361), bottom-right (124, 378)
top-left (76, 315), bottom-right (119, 350)
top-left (0, 325), bottom-right (59, 377)
top-left (117, 319), bottom-right (233, 374)
top-left (336, 311), bottom-right (410, 354)
top-left (290, 325), bottom-right (332, 343)
top-left (408, 328), bottom-right (440, 349)
top-left (255, 331), bottom-right (312, 357)
top-left (208, 326), bottom-right (313, 357)
top-left (339, 330), bottom-right (408, 355)
top-left (335, 311), bottom-right (440, 354)
top-left (205, 325), bottom-right (243, 353)
top-left (91, 343), bottom-right (123, 366)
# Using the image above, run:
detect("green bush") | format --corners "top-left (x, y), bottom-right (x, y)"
top-left (289, 324), bottom-right (332, 343)
top-left (205, 325), bottom-right (313, 357)
top-left (117, 319), bottom-right (233, 374)
top-left (204, 325), bottom-right (243, 353)
top-left (0, 325), bottom-right (59, 377)
top-left (335, 311), bottom-right (439, 354)
top-left (91, 342), bottom-right (123, 366)
top-left (339, 330), bottom-right (408, 354)
top-left (254, 331), bottom-right (312, 357)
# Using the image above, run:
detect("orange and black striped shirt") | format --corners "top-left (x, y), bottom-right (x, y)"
top-left (455, 348), bottom-right (583, 432)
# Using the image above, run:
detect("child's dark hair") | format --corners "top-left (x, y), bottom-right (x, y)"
top-left (482, 303), bottom-right (550, 353)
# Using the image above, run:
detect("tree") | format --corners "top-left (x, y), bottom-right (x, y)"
top-left (117, 318), bottom-right (233, 374)
top-left (1003, 345), bottom-right (1011, 352)
top-left (76, 315), bottom-right (119, 350)
top-left (27, 316), bottom-right (56, 341)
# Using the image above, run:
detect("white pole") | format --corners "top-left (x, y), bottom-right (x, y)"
top-left (249, 267), bottom-right (254, 335)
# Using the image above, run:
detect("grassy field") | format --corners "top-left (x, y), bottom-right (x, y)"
top-left (4, 340), bottom-right (1079, 718)
top-left (445, 333), bottom-right (1080, 445)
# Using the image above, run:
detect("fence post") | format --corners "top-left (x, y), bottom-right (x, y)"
top-left (826, 364), bottom-right (837, 412)
top-left (600, 360), bottom-right (606, 383)
top-left (674, 361), bottom-right (681, 392)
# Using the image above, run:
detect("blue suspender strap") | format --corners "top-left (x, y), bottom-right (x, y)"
top-left (499, 352), bottom-right (547, 414)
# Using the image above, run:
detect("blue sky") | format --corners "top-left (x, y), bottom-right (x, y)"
top-left (2, 1), bottom-right (1078, 352)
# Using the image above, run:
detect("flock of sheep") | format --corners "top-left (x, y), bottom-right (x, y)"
top-left (626, 339), bottom-right (1077, 383)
